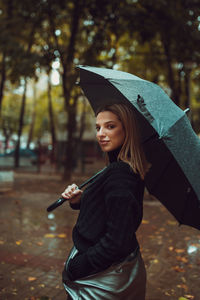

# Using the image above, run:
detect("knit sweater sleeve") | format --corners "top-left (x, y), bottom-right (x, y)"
top-left (66, 162), bottom-right (143, 281)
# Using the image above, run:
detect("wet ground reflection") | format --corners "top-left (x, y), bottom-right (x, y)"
top-left (0, 174), bottom-right (199, 299)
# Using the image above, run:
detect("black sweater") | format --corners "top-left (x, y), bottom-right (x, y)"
top-left (63, 160), bottom-right (144, 281)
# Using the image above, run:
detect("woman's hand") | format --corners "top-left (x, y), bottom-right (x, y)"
top-left (61, 183), bottom-right (83, 204)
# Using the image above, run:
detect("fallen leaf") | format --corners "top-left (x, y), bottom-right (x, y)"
top-left (44, 233), bottom-right (55, 238)
top-left (30, 287), bottom-right (35, 291)
top-left (167, 220), bottom-right (177, 225)
top-left (177, 284), bottom-right (188, 291)
top-left (168, 246), bottom-right (174, 251)
top-left (178, 298), bottom-right (188, 300)
top-left (57, 233), bottom-right (67, 238)
top-left (190, 243), bottom-right (200, 248)
top-left (175, 249), bottom-right (185, 254)
top-left (28, 277), bottom-right (37, 282)
top-left (176, 256), bottom-right (188, 263)
top-left (172, 266), bottom-right (185, 272)
top-left (39, 284), bottom-right (45, 288)
top-left (0, 240), bottom-right (5, 245)
top-left (142, 220), bottom-right (149, 224)
top-left (16, 240), bottom-right (22, 245)
top-left (36, 241), bottom-right (43, 246)
top-left (184, 295), bottom-right (194, 299)
top-left (181, 276), bottom-right (186, 283)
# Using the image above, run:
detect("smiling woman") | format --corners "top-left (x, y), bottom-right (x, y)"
top-left (96, 110), bottom-right (125, 152)
top-left (62, 103), bottom-right (150, 300)
top-left (96, 104), bottom-right (150, 180)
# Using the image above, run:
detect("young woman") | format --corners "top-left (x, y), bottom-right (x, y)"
top-left (62, 103), bottom-right (150, 300)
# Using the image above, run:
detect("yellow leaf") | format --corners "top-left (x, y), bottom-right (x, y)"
top-left (167, 220), bottom-right (177, 225)
top-left (16, 240), bottom-right (22, 245)
top-left (0, 240), bottom-right (5, 245)
top-left (168, 246), bottom-right (174, 251)
top-left (142, 220), bottom-right (149, 224)
top-left (57, 233), bottom-right (67, 238)
top-left (178, 298), bottom-right (188, 300)
top-left (175, 249), bottom-right (185, 253)
top-left (28, 277), bottom-right (37, 282)
top-left (44, 233), bottom-right (55, 238)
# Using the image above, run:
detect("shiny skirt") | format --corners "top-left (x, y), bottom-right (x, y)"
top-left (63, 246), bottom-right (146, 300)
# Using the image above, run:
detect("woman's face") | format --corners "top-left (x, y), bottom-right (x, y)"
top-left (96, 111), bottom-right (125, 152)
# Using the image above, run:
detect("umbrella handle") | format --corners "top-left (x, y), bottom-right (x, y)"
top-left (46, 167), bottom-right (106, 212)
top-left (47, 197), bottom-right (67, 212)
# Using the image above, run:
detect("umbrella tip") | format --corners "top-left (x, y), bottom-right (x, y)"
top-left (184, 108), bottom-right (190, 114)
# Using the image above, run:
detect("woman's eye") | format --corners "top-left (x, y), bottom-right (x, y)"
top-left (96, 127), bottom-right (100, 131)
top-left (107, 125), bottom-right (115, 129)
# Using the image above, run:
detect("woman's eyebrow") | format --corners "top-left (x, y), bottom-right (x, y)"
top-left (96, 121), bottom-right (116, 126)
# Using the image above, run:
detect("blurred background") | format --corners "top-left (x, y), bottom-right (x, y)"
top-left (0, 0), bottom-right (200, 179)
top-left (1, 1), bottom-right (200, 299)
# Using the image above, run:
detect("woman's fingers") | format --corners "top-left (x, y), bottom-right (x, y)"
top-left (61, 183), bottom-right (82, 199)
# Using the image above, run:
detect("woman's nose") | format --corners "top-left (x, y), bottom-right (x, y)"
top-left (97, 127), bottom-right (106, 137)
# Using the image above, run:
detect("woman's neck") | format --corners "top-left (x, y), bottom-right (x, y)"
top-left (107, 146), bottom-right (121, 163)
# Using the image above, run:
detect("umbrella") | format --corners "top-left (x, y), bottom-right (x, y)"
top-left (77, 65), bottom-right (200, 231)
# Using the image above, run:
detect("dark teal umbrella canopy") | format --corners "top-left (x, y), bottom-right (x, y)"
top-left (78, 65), bottom-right (200, 230)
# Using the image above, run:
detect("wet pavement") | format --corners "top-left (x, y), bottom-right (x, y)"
top-left (0, 171), bottom-right (199, 300)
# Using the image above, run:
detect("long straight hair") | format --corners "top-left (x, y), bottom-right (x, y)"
top-left (96, 103), bottom-right (150, 180)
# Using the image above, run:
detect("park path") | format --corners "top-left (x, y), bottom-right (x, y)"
top-left (0, 172), bottom-right (199, 300)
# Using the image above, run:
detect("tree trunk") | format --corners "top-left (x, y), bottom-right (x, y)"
top-left (77, 97), bottom-right (87, 174)
top-left (62, 0), bottom-right (81, 180)
top-left (47, 72), bottom-right (57, 165)
top-left (2, 125), bottom-right (11, 154)
top-left (184, 70), bottom-right (192, 122)
top-left (63, 95), bottom-right (78, 179)
top-left (162, 41), bottom-right (180, 106)
top-left (47, 0), bottom-right (82, 180)
top-left (27, 83), bottom-right (36, 149)
top-left (14, 78), bottom-right (27, 168)
top-left (0, 52), bottom-right (6, 114)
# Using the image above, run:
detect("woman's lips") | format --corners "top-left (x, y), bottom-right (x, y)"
top-left (99, 141), bottom-right (109, 145)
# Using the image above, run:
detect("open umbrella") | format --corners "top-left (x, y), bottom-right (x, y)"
top-left (77, 65), bottom-right (200, 231)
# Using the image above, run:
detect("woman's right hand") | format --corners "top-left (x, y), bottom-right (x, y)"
top-left (61, 183), bottom-right (83, 204)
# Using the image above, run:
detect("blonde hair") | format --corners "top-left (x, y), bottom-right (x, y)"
top-left (96, 103), bottom-right (150, 180)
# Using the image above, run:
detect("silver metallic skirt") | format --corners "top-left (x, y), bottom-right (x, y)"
top-left (63, 246), bottom-right (146, 300)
